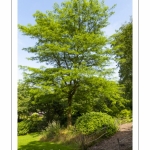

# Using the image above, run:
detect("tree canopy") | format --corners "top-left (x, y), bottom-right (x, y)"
top-left (18, 0), bottom-right (127, 127)
top-left (111, 19), bottom-right (132, 109)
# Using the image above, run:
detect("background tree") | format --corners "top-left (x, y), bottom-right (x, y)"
top-left (18, 0), bottom-right (118, 127)
top-left (18, 81), bottom-right (31, 121)
top-left (111, 19), bottom-right (132, 109)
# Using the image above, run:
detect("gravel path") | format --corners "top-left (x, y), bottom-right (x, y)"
top-left (88, 122), bottom-right (132, 150)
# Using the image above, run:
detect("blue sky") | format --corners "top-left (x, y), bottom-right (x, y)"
top-left (18, 0), bottom-right (132, 80)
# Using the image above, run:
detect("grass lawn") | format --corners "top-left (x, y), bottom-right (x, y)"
top-left (18, 133), bottom-right (76, 150)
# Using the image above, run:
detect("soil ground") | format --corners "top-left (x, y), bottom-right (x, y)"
top-left (88, 122), bottom-right (132, 150)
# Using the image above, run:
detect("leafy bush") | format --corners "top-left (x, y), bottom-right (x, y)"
top-left (27, 113), bottom-right (46, 132)
top-left (41, 121), bottom-right (61, 140)
top-left (75, 112), bottom-right (119, 136)
top-left (117, 109), bottom-right (132, 118)
top-left (117, 109), bottom-right (132, 123)
top-left (18, 113), bottom-right (46, 135)
top-left (18, 120), bottom-right (30, 135)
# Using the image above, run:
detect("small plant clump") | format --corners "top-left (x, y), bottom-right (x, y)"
top-left (41, 121), bottom-right (61, 141)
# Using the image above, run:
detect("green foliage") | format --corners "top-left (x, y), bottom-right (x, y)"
top-left (18, 0), bottom-right (116, 126)
top-left (41, 121), bottom-right (61, 140)
top-left (18, 113), bottom-right (46, 135)
top-left (18, 81), bottom-right (31, 119)
top-left (111, 18), bottom-right (132, 108)
top-left (75, 112), bottom-right (118, 136)
top-left (27, 113), bottom-right (46, 132)
top-left (117, 109), bottom-right (132, 123)
top-left (18, 120), bottom-right (30, 135)
top-left (73, 77), bottom-right (127, 118)
top-left (118, 109), bottom-right (132, 118)
top-left (29, 112), bottom-right (41, 120)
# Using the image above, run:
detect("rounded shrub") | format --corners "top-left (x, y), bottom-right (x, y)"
top-left (75, 112), bottom-right (119, 136)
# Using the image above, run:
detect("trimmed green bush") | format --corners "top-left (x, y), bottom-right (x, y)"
top-left (75, 112), bottom-right (119, 136)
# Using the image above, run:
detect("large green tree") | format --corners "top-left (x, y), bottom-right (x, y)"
top-left (18, 0), bottom-right (117, 126)
top-left (111, 19), bottom-right (132, 109)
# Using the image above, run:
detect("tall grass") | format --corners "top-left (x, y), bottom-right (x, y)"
top-left (40, 121), bottom-right (61, 141)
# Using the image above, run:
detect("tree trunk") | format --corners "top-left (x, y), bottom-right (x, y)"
top-left (67, 105), bottom-right (72, 127)
top-left (67, 83), bottom-right (79, 127)
top-left (67, 97), bottom-right (72, 127)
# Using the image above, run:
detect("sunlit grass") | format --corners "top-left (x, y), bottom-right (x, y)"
top-left (18, 132), bottom-right (76, 150)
